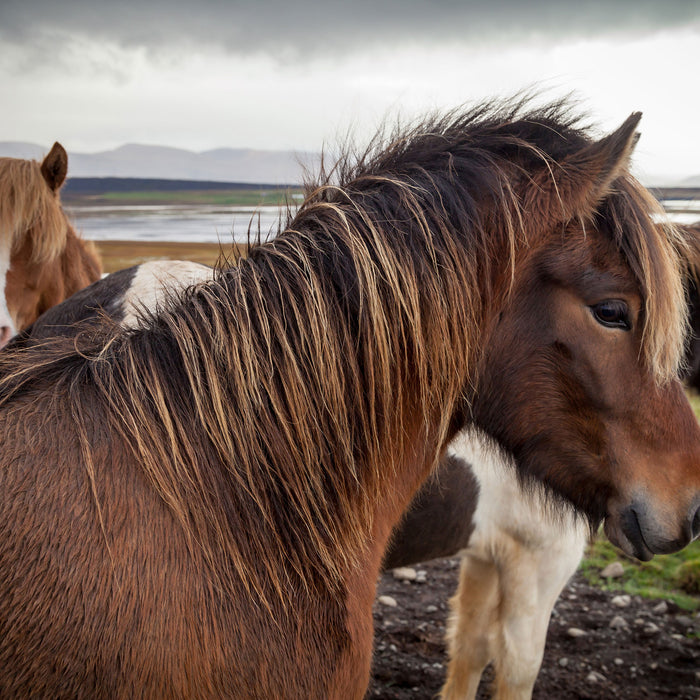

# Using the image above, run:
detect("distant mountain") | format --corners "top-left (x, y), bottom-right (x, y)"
top-left (0, 142), bottom-right (318, 185)
top-left (680, 174), bottom-right (700, 188)
top-left (1, 141), bottom-right (693, 189)
top-left (0, 142), bottom-right (49, 161)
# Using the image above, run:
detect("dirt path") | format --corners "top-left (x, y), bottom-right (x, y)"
top-left (368, 558), bottom-right (700, 699)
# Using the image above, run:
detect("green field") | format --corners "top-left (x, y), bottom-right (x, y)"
top-left (65, 187), bottom-right (303, 208)
top-left (581, 536), bottom-right (700, 613)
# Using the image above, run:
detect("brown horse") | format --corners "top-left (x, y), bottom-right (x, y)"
top-left (0, 142), bottom-right (102, 345)
top-left (0, 100), bottom-right (699, 699)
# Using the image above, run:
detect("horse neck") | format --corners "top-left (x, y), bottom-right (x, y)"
top-left (59, 225), bottom-right (102, 296)
top-left (80, 193), bottom-right (511, 610)
top-left (37, 225), bottom-right (101, 314)
top-left (6, 222), bottom-right (101, 329)
top-left (241, 216), bottom-right (498, 559)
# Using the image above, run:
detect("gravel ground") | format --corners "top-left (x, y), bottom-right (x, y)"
top-left (368, 558), bottom-right (700, 699)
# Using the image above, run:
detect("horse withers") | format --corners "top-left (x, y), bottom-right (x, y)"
top-left (0, 142), bottom-right (102, 345)
top-left (0, 100), bottom-right (699, 698)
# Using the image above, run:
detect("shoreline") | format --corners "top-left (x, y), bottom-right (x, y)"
top-left (93, 240), bottom-right (247, 274)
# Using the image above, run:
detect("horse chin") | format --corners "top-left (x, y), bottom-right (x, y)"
top-left (604, 500), bottom-right (694, 562)
top-left (603, 509), bottom-right (655, 562)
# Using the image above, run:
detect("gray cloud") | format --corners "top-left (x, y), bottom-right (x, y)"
top-left (2, 0), bottom-right (699, 62)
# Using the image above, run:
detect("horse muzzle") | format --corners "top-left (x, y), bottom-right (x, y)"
top-left (604, 496), bottom-right (700, 561)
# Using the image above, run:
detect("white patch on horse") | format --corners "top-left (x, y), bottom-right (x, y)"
top-left (0, 237), bottom-right (16, 346)
top-left (442, 429), bottom-right (589, 700)
top-left (120, 260), bottom-right (213, 329)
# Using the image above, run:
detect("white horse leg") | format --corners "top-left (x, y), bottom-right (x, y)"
top-left (441, 553), bottom-right (499, 700)
top-left (491, 548), bottom-right (547, 700)
top-left (491, 525), bottom-right (587, 700)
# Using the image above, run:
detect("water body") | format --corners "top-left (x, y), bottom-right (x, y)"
top-left (661, 200), bottom-right (700, 226)
top-left (67, 204), bottom-right (287, 244)
top-left (68, 201), bottom-right (699, 244)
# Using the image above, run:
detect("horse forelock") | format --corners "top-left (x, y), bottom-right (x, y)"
top-left (599, 177), bottom-right (688, 384)
top-left (0, 156), bottom-right (69, 262)
top-left (0, 97), bottom-right (681, 612)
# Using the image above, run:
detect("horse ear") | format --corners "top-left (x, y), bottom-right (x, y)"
top-left (527, 112), bottom-right (642, 224)
top-left (576, 111), bottom-right (641, 201)
top-left (40, 142), bottom-right (68, 192)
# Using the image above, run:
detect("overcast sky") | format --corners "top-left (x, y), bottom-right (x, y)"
top-left (1, 0), bottom-right (699, 182)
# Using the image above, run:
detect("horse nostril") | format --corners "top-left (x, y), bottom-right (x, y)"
top-left (692, 505), bottom-right (700, 541)
top-left (0, 326), bottom-right (13, 349)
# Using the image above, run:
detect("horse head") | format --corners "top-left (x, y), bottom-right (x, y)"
top-left (0, 142), bottom-right (100, 343)
top-left (471, 114), bottom-right (700, 561)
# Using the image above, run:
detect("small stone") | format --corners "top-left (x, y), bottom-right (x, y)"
top-left (426, 605), bottom-right (438, 614)
top-left (652, 601), bottom-right (668, 614)
top-left (392, 567), bottom-right (417, 581)
top-left (567, 627), bottom-right (587, 638)
top-left (558, 657), bottom-right (569, 667)
top-left (610, 615), bottom-right (629, 630)
top-left (612, 594), bottom-right (632, 608)
top-left (586, 671), bottom-right (607, 683)
top-left (643, 622), bottom-right (660, 635)
top-left (415, 570), bottom-right (427, 584)
top-left (650, 663), bottom-right (658, 670)
top-left (601, 562), bottom-right (625, 578)
top-left (671, 633), bottom-right (684, 641)
top-left (676, 615), bottom-right (694, 628)
top-left (614, 658), bottom-right (624, 666)
top-left (378, 595), bottom-right (397, 607)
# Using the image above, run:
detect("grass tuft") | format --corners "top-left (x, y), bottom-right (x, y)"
top-left (580, 535), bottom-right (700, 612)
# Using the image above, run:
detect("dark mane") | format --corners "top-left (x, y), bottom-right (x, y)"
top-left (0, 98), bottom-right (685, 608)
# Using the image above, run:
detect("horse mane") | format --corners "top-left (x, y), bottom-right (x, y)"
top-left (0, 98), bottom-right (687, 609)
top-left (0, 155), bottom-right (70, 262)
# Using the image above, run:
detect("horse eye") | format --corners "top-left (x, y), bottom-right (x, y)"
top-left (590, 301), bottom-right (631, 330)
